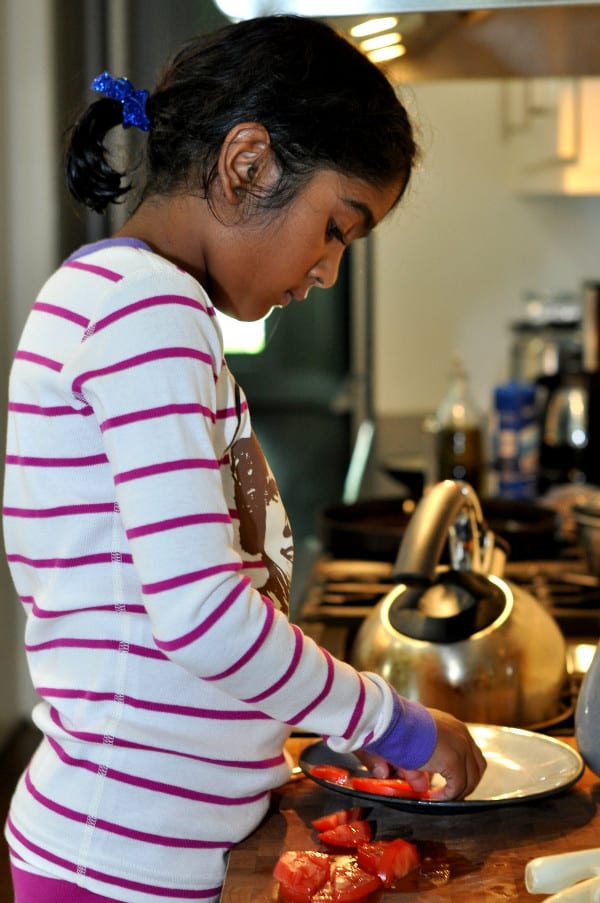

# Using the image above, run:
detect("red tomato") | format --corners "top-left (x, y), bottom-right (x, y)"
top-left (273, 850), bottom-right (331, 902)
top-left (310, 765), bottom-right (352, 786)
top-left (350, 777), bottom-right (428, 799)
top-left (318, 820), bottom-right (372, 848)
top-left (331, 861), bottom-right (382, 902)
top-left (356, 839), bottom-right (420, 887)
top-left (311, 807), bottom-right (365, 832)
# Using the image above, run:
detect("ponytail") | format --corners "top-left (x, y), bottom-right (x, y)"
top-left (64, 98), bottom-right (132, 213)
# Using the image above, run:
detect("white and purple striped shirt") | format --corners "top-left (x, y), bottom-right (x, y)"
top-left (2, 239), bottom-right (425, 902)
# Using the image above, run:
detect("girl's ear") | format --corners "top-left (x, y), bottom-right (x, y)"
top-left (217, 122), bottom-right (277, 205)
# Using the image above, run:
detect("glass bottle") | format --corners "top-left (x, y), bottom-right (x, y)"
top-left (433, 357), bottom-right (484, 494)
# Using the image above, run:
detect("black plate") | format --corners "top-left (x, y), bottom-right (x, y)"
top-left (299, 729), bottom-right (584, 814)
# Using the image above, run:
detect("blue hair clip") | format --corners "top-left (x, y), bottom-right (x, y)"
top-left (91, 71), bottom-right (151, 132)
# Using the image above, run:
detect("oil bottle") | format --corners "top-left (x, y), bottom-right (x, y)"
top-left (432, 357), bottom-right (484, 493)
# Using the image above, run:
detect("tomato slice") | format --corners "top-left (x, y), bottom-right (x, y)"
top-left (331, 861), bottom-right (382, 902)
top-left (311, 807), bottom-right (365, 832)
top-left (318, 820), bottom-right (372, 848)
top-left (356, 839), bottom-right (420, 887)
top-left (310, 765), bottom-right (352, 786)
top-left (350, 777), bottom-right (428, 799)
top-left (273, 850), bottom-right (331, 902)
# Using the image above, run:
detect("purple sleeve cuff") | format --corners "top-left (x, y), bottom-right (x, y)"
top-left (363, 691), bottom-right (437, 770)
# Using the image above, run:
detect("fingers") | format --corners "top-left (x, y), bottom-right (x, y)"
top-left (355, 750), bottom-right (392, 779)
top-left (420, 709), bottom-right (487, 801)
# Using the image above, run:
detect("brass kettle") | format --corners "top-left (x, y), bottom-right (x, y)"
top-left (351, 480), bottom-right (567, 727)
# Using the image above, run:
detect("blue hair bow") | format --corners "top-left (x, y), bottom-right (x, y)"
top-left (91, 71), bottom-right (151, 132)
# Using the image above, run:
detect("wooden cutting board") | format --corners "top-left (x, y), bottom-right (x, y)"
top-left (221, 736), bottom-right (600, 902)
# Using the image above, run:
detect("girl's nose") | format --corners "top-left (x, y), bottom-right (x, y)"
top-left (308, 245), bottom-right (345, 290)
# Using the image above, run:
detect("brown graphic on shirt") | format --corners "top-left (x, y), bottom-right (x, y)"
top-left (231, 432), bottom-right (292, 614)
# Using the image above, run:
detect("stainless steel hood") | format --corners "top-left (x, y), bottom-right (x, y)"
top-left (213, 0), bottom-right (600, 78)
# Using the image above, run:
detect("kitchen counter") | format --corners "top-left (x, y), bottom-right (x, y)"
top-left (221, 736), bottom-right (600, 902)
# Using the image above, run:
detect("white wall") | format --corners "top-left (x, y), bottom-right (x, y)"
top-left (373, 79), bottom-right (600, 419)
top-left (0, 0), bottom-right (59, 737)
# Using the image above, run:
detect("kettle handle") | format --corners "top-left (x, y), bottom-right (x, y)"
top-left (392, 480), bottom-right (494, 583)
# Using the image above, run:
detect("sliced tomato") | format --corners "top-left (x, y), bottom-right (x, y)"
top-left (331, 861), bottom-right (382, 902)
top-left (310, 765), bottom-right (352, 786)
top-left (311, 807), bottom-right (365, 832)
top-left (356, 839), bottom-right (420, 887)
top-left (350, 777), bottom-right (428, 799)
top-left (318, 820), bottom-right (372, 848)
top-left (273, 850), bottom-right (331, 903)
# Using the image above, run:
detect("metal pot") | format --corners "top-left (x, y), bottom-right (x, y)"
top-left (350, 480), bottom-right (567, 727)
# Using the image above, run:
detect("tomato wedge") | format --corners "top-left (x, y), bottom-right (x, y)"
top-left (331, 861), bottom-right (382, 902)
top-left (311, 807), bottom-right (365, 832)
top-left (318, 820), bottom-right (372, 848)
top-left (356, 839), bottom-right (420, 887)
top-left (351, 777), bottom-right (428, 799)
top-left (273, 850), bottom-right (331, 902)
top-left (310, 765), bottom-right (352, 786)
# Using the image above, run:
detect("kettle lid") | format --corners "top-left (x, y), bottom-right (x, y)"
top-left (387, 571), bottom-right (506, 643)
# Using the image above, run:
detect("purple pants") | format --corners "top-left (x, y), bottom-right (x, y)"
top-left (11, 861), bottom-right (116, 902)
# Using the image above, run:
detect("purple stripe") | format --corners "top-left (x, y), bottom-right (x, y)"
top-left (65, 237), bottom-right (150, 262)
top-left (343, 674), bottom-right (367, 740)
top-left (114, 457), bottom-right (220, 485)
top-left (7, 552), bottom-right (133, 569)
top-left (49, 707), bottom-right (285, 769)
top-left (33, 301), bottom-right (90, 328)
top-left (205, 599), bottom-right (275, 681)
top-left (5, 453), bottom-right (107, 468)
top-left (36, 686), bottom-right (269, 720)
top-left (8, 401), bottom-right (94, 416)
top-left (243, 623), bottom-right (304, 704)
top-left (94, 295), bottom-right (206, 334)
top-left (14, 350), bottom-right (62, 372)
top-left (143, 561), bottom-right (240, 597)
top-left (216, 398), bottom-right (249, 420)
top-left (72, 347), bottom-right (214, 397)
top-left (64, 259), bottom-right (123, 282)
top-left (152, 575), bottom-right (248, 646)
top-left (101, 402), bottom-right (216, 432)
top-left (25, 638), bottom-right (166, 660)
top-left (3, 502), bottom-right (116, 518)
top-left (47, 736), bottom-right (268, 805)
top-left (24, 771), bottom-right (234, 850)
top-left (127, 511), bottom-right (230, 539)
top-left (7, 817), bottom-right (219, 899)
top-left (287, 649), bottom-right (336, 726)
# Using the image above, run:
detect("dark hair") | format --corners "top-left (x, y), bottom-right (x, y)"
top-left (65, 15), bottom-right (418, 214)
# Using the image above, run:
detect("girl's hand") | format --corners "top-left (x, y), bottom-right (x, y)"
top-left (357, 708), bottom-right (486, 801)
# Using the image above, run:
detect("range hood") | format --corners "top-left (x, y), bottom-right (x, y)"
top-left (212, 0), bottom-right (600, 79)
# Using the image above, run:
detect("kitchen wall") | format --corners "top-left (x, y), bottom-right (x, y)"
top-left (372, 78), bottom-right (600, 428)
top-left (0, 0), bottom-right (59, 742)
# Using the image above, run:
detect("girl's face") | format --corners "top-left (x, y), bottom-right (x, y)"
top-left (204, 170), bottom-right (402, 322)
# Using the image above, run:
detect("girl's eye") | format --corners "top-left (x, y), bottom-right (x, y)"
top-left (326, 220), bottom-right (346, 246)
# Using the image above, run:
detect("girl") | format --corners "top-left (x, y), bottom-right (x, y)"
top-left (2, 14), bottom-right (485, 902)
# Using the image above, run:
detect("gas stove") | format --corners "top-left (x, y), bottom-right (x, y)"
top-left (297, 546), bottom-right (600, 736)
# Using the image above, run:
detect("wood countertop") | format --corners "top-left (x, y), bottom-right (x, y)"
top-left (221, 736), bottom-right (600, 903)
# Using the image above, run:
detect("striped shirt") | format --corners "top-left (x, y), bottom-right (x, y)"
top-left (2, 239), bottom-right (422, 902)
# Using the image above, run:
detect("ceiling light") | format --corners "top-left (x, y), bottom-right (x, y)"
top-left (367, 44), bottom-right (407, 64)
top-left (360, 32), bottom-right (402, 53)
top-left (350, 17), bottom-right (398, 38)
